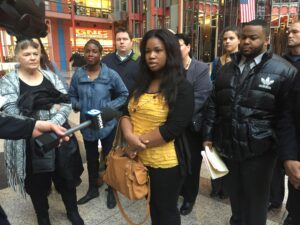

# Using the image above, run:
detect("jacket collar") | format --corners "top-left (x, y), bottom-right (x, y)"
top-left (114, 50), bottom-right (134, 64)
top-left (79, 63), bottom-right (111, 82)
top-left (231, 49), bottom-right (273, 69)
top-left (283, 53), bottom-right (300, 63)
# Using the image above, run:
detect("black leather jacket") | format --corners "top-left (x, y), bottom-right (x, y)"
top-left (203, 51), bottom-right (298, 161)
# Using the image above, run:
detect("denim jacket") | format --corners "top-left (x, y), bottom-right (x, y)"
top-left (69, 63), bottom-right (128, 141)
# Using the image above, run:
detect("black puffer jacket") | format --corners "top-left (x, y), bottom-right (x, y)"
top-left (203, 51), bottom-right (298, 161)
top-left (279, 54), bottom-right (300, 161)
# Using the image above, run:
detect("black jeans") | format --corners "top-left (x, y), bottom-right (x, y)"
top-left (224, 151), bottom-right (277, 225)
top-left (211, 177), bottom-right (227, 195)
top-left (180, 129), bottom-right (203, 203)
top-left (0, 206), bottom-right (10, 225)
top-left (83, 128), bottom-right (116, 186)
top-left (25, 171), bottom-right (78, 216)
top-left (148, 166), bottom-right (184, 225)
top-left (269, 158), bottom-right (285, 205)
top-left (286, 181), bottom-right (300, 223)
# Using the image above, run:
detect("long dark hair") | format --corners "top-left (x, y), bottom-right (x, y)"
top-left (36, 38), bottom-right (56, 73)
top-left (133, 29), bottom-right (185, 111)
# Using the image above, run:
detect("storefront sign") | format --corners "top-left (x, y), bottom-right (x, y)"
top-left (75, 28), bottom-right (112, 39)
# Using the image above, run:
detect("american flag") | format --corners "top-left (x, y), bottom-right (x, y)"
top-left (240, 0), bottom-right (256, 23)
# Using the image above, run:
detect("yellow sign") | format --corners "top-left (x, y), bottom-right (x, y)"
top-left (75, 28), bottom-right (112, 39)
top-left (73, 28), bottom-right (113, 47)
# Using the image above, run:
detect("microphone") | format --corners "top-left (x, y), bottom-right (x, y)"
top-left (34, 107), bottom-right (121, 154)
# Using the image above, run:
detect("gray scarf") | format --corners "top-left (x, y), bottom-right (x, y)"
top-left (5, 138), bottom-right (27, 197)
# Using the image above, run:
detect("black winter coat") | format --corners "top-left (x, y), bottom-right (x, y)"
top-left (203, 51), bottom-right (298, 161)
top-left (0, 114), bottom-right (35, 139)
top-left (279, 54), bottom-right (300, 161)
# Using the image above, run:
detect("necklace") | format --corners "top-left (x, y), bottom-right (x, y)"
top-left (87, 70), bottom-right (100, 80)
top-left (129, 94), bottom-right (158, 113)
top-left (185, 58), bottom-right (192, 70)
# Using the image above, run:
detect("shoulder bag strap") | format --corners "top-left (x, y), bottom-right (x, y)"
top-left (113, 178), bottom-right (151, 225)
top-left (113, 116), bottom-right (130, 149)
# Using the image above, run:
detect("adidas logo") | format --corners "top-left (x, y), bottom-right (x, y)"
top-left (258, 77), bottom-right (274, 90)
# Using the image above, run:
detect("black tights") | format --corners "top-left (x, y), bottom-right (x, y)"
top-left (25, 171), bottom-right (78, 217)
top-left (148, 166), bottom-right (184, 225)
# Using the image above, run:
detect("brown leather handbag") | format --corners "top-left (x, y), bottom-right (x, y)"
top-left (103, 118), bottom-right (150, 225)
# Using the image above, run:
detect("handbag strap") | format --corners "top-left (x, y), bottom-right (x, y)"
top-left (113, 116), bottom-right (129, 149)
top-left (113, 178), bottom-right (151, 225)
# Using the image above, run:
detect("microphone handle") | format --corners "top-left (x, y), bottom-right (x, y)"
top-left (64, 120), bottom-right (91, 136)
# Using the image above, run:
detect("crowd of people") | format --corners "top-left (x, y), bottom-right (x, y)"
top-left (0, 19), bottom-right (300, 225)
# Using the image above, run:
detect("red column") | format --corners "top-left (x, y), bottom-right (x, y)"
top-left (112, 23), bottom-right (116, 51)
top-left (0, 30), bottom-right (4, 62)
top-left (128, 0), bottom-right (133, 32)
top-left (70, 0), bottom-right (76, 50)
top-left (178, 0), bottom-right (182, 33)
top-left (150, 0), bottom-right (155, 29)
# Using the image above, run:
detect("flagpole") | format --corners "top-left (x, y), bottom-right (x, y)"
top-left (0, 29), bottom-right (4, 63)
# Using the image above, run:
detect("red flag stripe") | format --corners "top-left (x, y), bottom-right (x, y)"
top-left (240, 0), bottom-right (256, 23)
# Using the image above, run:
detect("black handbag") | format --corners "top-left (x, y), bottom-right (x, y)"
top-left (31, 122), bottom-right (84, 178)
top-left (31, 139), bottom-right (56, 174)
top-left (55, 122), bottom-right (84, 187)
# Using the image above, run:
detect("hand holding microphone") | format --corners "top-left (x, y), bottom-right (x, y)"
top-left (34, 107), bottom-right (121, 154)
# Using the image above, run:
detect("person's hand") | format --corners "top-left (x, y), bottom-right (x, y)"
top-left (32, 121), bottom-right (69, 142)
top-left (284, 160), bottom-right (300, 188)
top-left (139, 137), bottom-right (150, 145)
top-left (203, 141), bottom-right (213, 150)
top-left (125, 133), bottom-right (147, 152)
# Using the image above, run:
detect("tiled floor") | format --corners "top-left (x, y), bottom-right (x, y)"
top-left (0, 111), bottom-right (287, 225)
top-left (0, 165), bottom-right (287, 225)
